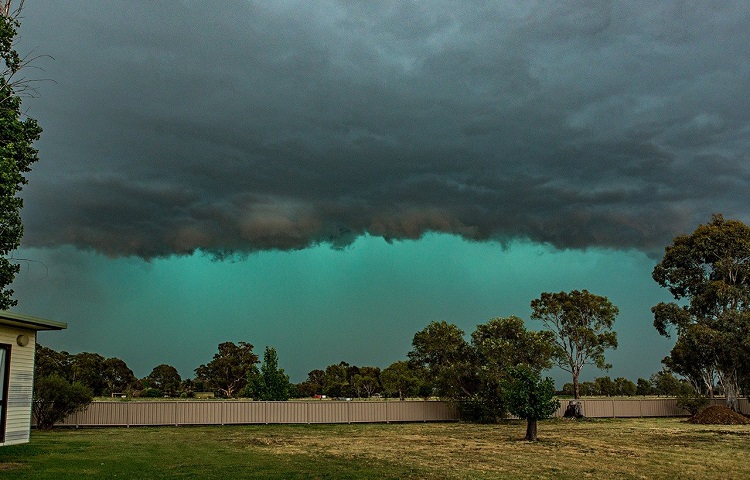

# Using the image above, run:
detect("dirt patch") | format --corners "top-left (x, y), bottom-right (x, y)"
top-left (688, 405), bottom-right (750, 425)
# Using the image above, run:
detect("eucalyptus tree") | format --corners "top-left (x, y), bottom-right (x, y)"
top-left (530, 290), bottom-right (619, 399)
top-left (651, 214), bottom-right (750, 410)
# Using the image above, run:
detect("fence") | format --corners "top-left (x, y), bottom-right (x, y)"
top-left (54, 400), bottom-right (458, 427)
top-left (51, 397), bottom-right (750, 428)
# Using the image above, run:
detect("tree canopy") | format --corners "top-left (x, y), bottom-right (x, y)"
top-left (244, 346), bottom-right (291, 401)
top-left (0, 7), bottom-right (41, 309)
top-left (531, 290), bottom-right (619, 399)
top-left (195, 341), bottom-right (259, 398)
top-left (651, 214), bottom-right (750, 410)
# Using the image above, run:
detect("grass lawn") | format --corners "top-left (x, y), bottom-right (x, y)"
top-left (2, 418), bottom-right (750, 479)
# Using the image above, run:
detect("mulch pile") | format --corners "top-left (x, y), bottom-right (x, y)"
top-left (687, 405), bottom-right (750, 425)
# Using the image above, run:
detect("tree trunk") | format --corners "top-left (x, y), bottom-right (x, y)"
top-left (573, 373), bottom-right (580, 400)
top-left (525, 418), bottom-right (538, 441)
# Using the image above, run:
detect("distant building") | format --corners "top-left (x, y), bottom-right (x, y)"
top-left (0, 311), bottom-right (66, 446)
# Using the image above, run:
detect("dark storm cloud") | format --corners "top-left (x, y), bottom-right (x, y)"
top-left (17, 0), bottom-right (750, 258)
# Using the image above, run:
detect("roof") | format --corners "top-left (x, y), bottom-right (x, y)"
top-left (0, 311), bottom-right (67, 331)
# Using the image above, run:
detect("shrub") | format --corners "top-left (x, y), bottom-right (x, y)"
top-left (33, 375), bottom-right (93, 429)
top-left (677, 394), bottom-right (710, 416)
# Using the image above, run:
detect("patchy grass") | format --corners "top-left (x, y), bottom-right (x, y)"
top-left (2, 418), bottom-right (750, 479)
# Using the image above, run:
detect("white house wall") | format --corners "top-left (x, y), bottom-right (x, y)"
top-left (0, 326), bottom-right (36, 446)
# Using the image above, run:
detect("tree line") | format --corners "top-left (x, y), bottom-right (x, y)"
top-left (30, 215), bottom-right (750, 439)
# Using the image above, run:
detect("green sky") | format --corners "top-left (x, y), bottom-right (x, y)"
top-left (15, 234), bottom-right (674, 386)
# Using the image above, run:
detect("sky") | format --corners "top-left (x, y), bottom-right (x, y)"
top-left (7, 1), bottom-right (750, 385)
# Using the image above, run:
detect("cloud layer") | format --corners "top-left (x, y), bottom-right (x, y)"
top-left (18, 0), bottom-right (750, 258)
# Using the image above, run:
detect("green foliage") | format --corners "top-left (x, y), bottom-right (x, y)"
top-left (676, 393), bottom-right (710, 416)
top-left (636, 377), bottom-right (655, 396)
top-left (243, 346), bottom-right (291, 401)
top-left (531, 289), bottom-right (619, 399)
top-left (0, 12), bottom-right (41, 309)
top-left (35, 344), bottom-right (136, 396)
top-left (652, 215), bottom-right (750, 411)
top-left (409, 317), bottom-right (558, 422)
top-left (146, 364), bottom-right (182, 397)
top-left (503, 365), bottom-right (560, 441)
top-left (140, 388), bottom-right (164, 398)
top-left (408, 321), bottom-right (478, 399)
top-left (102, 357), bottom-right (137, 394)
top-left (381, 361), bottom-right (424, 400)
top-left (195, 341), bottom-right (259, 397)
top-left (32, 375), bottom-right (93, 429)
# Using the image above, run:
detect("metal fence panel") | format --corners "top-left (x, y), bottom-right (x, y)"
top-left (48, 398), bottom-right (750, 427)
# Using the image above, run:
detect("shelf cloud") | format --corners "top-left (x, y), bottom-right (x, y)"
top-left (19, 0), bottom-right (750, 258)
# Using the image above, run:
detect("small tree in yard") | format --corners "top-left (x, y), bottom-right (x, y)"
top-left (503, 366), bottom-right (560, 441)
top-left (33, 375), bottom-right (93, 429)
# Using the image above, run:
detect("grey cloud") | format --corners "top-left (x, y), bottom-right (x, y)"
top-left (16, 0), bottom-right (750, 258)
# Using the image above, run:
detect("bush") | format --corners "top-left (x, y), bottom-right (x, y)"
top-left (140, 388), bottom-right (164, 398)
top-left (33, 375), bottom-right (93, 429)
top-left (677, 394), bottom-right (710, 416)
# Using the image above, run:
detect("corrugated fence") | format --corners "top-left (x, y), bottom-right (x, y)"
top-left (55, 400), bottom-right (458, 427)
top-left (52, 398), bottom-right (750, 427)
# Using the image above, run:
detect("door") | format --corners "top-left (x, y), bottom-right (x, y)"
top-left (0, 344), bottom-right (10, 443)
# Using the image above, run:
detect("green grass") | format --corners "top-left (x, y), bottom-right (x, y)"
top-left (2, 418), bottom-right (750, 479)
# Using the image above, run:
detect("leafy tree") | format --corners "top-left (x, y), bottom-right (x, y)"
top-left (297, 369), bottom-right (325, 397)
top-left (594, 376), bottom-right (615, 396)
top-left (352, 366), bottom-right (381, 398)
top-left (195, 341), bottom-right (259, 397)
top-left (35, 344), bottom-right (72, 380)
top-left (70, 352), bottom-right (107, 396)
top-left (636, 378), bottom-right (654, 396)
top-left (470, 316), bottom-right (556, 420)
top-left (531, 290), bottom-right (619, 399)
top-left (146, 364), bottom-right (182, 397)
top-left (322, 362), bottom-right (350, 397)
top-left (503, 366), bottom-right (560, 441)
top-left (651, 214), bottom-right (750, 411)
top-left (650, 370), bottom-right (692, 397)
top-left (0, 5), bottom-right (42, 309)
top-left (381, 361), bottom-right (423, 400)
top-left (614, 377), bottom-right (637, 397)
top-left (102, 357), bottom-right (136, 395)
top-left (33, 375), bottom-right (93, 429)
top-left (408, 321), bottom-right (478, 399)
top-left (244, 346), bottom-right (291, 401)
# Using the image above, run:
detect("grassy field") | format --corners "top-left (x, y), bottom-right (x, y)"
top-left (2, 418), bottom-right (750, 479)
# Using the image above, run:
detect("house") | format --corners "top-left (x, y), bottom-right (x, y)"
top-left (0, 311), bottom-right (66, 446)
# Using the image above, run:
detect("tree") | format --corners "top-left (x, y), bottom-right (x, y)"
top-left (297, 369), bottom-right (325, 397)
top-left (244, 346), bottom-right (291, 401)
top-left (35, 344), bottom-right (72, 380)
top-left (102, 357), bottom-right (136, 395)
top-left (146, 364), bottom-right (182, 397)
top-left (470, 316), bottom-right (557, 420)
top-left (352, 366), bottom-right (381, 398)
top-left (381, 361), bottom-right (423, 400)
top-left (0, 5), bottom-right (42, 309)
top-left (531, 290), bottom-right (619, 399)
top-left (503, 365), bottom-right (560, 441)
top-left (70, 352), bottom-right (106, 396)
top-left (195, 341), bottom-right (259, 397)
top-left (614, 377), bottom-right (637, 397)
top-left (322, 362), bottom-right (350, 397)
top-left (33, 375), bottom-right (93, 429)
top-left (651, 214), bottom-right (750, 410)
top-left (636, 378), bottom-right (654, 396)
top-left (408, 321), bottom-right (477, 400)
